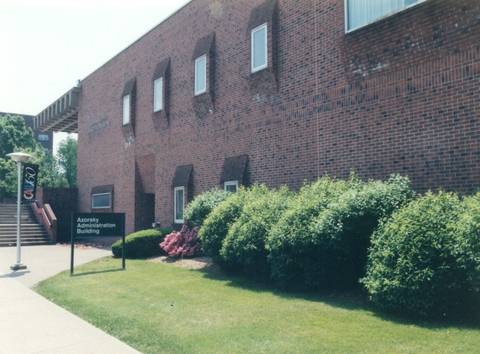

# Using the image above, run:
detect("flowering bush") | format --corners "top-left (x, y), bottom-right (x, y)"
top-left (160, 225), bottom-right (201, 258)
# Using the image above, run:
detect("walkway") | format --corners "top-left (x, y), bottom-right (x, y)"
top-left (0, 245), bottom-right (140, 353)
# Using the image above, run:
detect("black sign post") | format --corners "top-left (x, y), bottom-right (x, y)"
top-left (71, 213), bottom-right (125, 275)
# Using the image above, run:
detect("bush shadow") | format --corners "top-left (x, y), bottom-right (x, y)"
top-left (197, 267), bottom-right (480, 330)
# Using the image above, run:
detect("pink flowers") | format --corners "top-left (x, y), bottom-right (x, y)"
top-left (160, 225), bottom-right (201, 258)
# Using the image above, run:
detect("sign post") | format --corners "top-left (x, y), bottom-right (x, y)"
top-left (71, 213), bottom-right (125, 275)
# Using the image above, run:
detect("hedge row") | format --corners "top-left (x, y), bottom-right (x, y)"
top-left (197, 174), bottom-right (414, 292)
top-left (112, 228), bottom-right (173, 259)
top-left (362, 192), bottom-right (480, 319)
top-left (193, 175), bottom-right (480, 320)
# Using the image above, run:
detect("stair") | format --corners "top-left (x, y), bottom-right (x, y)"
top-left (0, 203), bottom-right (51, 247)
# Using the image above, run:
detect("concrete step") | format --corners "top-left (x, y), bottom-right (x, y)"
top-left (0, 205), bottom-right (38, 224)
top-left (0, 204), bottom-right (51, 246)
top-left (0, 240), bottom-right (51, 247)
top-left (0, 224), bottom-right (48, 231)
top-left (0, 235), bottom-right (51, 247)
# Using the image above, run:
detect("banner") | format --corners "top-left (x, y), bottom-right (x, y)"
top-left (22, 163), bottom-right (39, 203)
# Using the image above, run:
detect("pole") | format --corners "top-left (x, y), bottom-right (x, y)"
top-left (11, 160), bottom-right (26, 270)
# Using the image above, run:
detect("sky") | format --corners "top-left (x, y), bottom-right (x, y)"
top-left (0, 0), bottom-right (191, 151)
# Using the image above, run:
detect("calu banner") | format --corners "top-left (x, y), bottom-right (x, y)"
top-left (22, 163), bottom-right (39, 203)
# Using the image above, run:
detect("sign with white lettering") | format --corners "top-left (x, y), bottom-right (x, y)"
top-left (71, 213), bottom-right (125, 275)
top-left (73, 213), bottom-right (124, 238)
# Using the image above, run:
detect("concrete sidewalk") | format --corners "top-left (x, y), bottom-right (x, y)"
top-left (0, 245), bottom-right (140, 353)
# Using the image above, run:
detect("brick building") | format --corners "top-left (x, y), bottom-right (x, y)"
top-left (34, 0), bottom-right (480, 234)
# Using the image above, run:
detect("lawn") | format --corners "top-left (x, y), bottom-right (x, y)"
top-left (35, 257), bottom-right (480, 353)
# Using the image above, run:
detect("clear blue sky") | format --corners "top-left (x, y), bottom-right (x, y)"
top-left (0, 0), bottom-right (191, 116)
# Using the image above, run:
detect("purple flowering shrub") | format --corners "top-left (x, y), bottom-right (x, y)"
top-left (160, 225), bottom-right (201, 258)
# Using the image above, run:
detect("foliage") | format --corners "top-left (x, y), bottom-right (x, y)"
top-left (266, 175), bottom-right (354, 290)
top-left (0, 114), bottom-right (36, 156)
top-left (219, 185), bottom-right (292, 279)
top-left (303, 174), bottom-right (415, 291)
top-left (362, 191), bottom-right (466, 318)
top-left (112, 228), bottom-right (173, 259)
top-left (33, 148), bottom-right (69, 188)
top-left (0, 114), bottom-right (69, 200)
top-left (451, 193), bottom-right (480, 293)
top-left (56, 136), bottom-right (77, 187)
top-left (160, 225), bottom-right (201, 258)
top-left (0, 114), bottom-right (36, 200)
top-left (0, 157), bottom-right (17, 200)
top-left (185, 187), bottom-right (232, 228)
top-left (198, 185), bottom-right (267, 265)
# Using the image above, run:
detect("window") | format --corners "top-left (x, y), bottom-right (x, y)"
top-left (122, 94), bottom-right (130, 125)
top-left (92, 193), bottom-right (111, 209)
top-left (38, 134), bottom-right (49, 141)
top-left (174, 186), bottom-right (185, 223)
top-left (153, 77), bottom-right (163, 112)
top-left (251, 23), bottom-right (268, 73)
top-left (224, 181), bottom-right (238, 193)
top-left (345, 0), bottom-right (426, 32)
top-left (195, 55), bottom-right (207, 95)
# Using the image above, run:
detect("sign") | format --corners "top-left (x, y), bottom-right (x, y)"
top-left (73, 213), bottom-right (124, 238)
top-left (71, 213), bottom-right (125, 275)
top-left (22, 163), bottom-right (39, 203)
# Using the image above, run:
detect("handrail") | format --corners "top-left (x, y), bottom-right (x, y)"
top-left (31, 202), bottom-right (57, 244)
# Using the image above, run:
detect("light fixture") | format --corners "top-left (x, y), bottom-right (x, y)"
top-left (6, 152), bottom-right (32, 270)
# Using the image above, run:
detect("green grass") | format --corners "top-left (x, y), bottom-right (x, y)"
top-left (35, 257), bottom-right (480, 353)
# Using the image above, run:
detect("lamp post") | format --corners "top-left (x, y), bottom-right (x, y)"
top-left (6, 152), bottom-right (31, 271)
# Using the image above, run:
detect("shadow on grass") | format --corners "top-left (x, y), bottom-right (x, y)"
top-left (197, 267), bottom-right (480, 330)
top-left (70, 268), bottom-right (126, 277)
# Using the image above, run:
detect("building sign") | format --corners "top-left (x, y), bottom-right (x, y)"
top-left (71, 213), bottom-right (125, 275)
top-left (22, 163), bottom-right (39, 203)
top-left (73, 213), bottom-right (124, 238)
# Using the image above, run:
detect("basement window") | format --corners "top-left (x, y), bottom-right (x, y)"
top-left (174, 186), bottom-right (185, 224)
top-left (92, 193), bottom-right (111, 209)
top-left (91, 185), bottom-right (114, 210)
top-left (224, 181), bottom-right (239, 193)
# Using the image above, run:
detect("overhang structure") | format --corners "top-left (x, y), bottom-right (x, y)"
top-left (34, 86), bottom-right (80, 133)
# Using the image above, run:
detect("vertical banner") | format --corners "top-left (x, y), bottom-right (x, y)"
top-left (22, 163), bottom-right (39, 203)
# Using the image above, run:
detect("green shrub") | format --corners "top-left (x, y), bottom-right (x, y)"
top-left (267, 175), bottom-right (354, 290)
top-left (220, 185), bottom-right (292, 279)
top-left (112, 228), bottom-right (173, 259)
top-left (198, 185), bottom-right (269, 265)
top-left (185, 187), bottom-right (232, 228)
top-left (452, 193), bottom-right (480, 293)
top-left (362, 191), bottom-right (465, 318)
top-left (306, 174), bottom-right (414, 290)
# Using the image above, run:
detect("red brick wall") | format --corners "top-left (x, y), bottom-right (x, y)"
top-left (77, 0), bottom-right (480, 233)
top-left (37, 187), bottom-right (78, 242)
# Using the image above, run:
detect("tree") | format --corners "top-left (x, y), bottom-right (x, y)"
top-left (56, 136), bottom-right (77, 188)
top-left (0, 114), bottom-right (68, 201)
top-left (0, 114), bottom-right (37, 200)
top-left (0, 114), bottom-right (36, 156)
